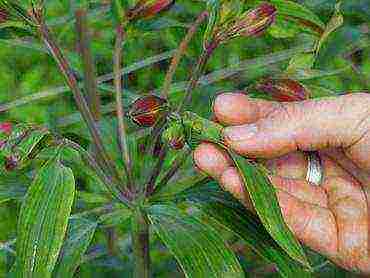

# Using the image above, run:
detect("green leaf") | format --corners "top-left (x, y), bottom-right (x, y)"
top-left (0, 172), bottom-right (28, 203)
top-left (98, 206), bottom-right (132, 228)
top-left (197, 182), bottom-right (311, 277)
top-left (268, 0), bottom-right (324, 35)
top-left (15, 152), bottom-right (76, 277)
top-left (268, 16), bottom-right (300, 38)
top-left (147, 204), bottom-right (244, 278)
top-left (286, 52), bottom-right (316, 73)
top-left (0, 124), bottom-right (51, 169)
top-left (53, 217), bottom-right (97, 278)
top-left (315, 2), bottom-right (343, 54)
top-left (230, 153), bottom-right (310, 268)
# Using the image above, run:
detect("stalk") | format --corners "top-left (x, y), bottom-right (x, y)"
top-left (145, 11), bottom-right (208, 155)
top-left (114, 24), bottom-right (134, 190)
top-left (176, 39), bottom-right (219, 113)
top-left (131, 209), bottom-right (150, 278)
top-left (161, 11), bottom-right (208, 99)
top-left (75, 8), bottom-right (101, 121)
top-left (33, 11), bottom-right (128, 197)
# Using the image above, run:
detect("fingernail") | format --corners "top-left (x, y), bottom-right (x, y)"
top-left (223, 124), bottom-right (258, 142)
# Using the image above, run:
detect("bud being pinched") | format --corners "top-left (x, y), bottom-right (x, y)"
top-left (128, 95), bottom-right (168, 127)
top-left (214, 2), bottom-right (276, 44)
top-left (162, 121), bottom-right (185, 150)
top-left (127, 0), bottom-right (175, 21)
top-left (256, 77), bottom-right (309, 102)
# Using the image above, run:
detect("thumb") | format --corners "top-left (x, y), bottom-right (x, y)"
top-left (223, 93), bottom-right (370, 170)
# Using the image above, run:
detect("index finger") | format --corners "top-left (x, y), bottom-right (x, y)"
top-left (213, 92), bottom-right (279, 126)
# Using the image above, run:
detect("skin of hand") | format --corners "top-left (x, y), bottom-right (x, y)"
top-left (193, 92), bottom-right (370, 273)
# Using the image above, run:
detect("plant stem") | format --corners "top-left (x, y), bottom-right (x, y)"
top-left (146, 11), bottom-right (208, 156)
top-left (151, 149), bottom-right (190, 195)
top-left (62, 139), bottom-right (132, 206)
top-left (75, 8), bottom-right (101, 121)
top-left (34, 13), bottom-right (127, 195)
top-left (176, 40), bottom-right (219, 113)
top-left (131, 209), bottom-right (150, 278)
top-left (161, 11), bottom-right (208, 99)
top-left (146, 146), bottom-right (168, 196)
top-left (114, 24), bottom-right (134, 190)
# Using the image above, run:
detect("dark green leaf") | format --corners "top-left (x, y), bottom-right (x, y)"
top-left (53, 217), bottom-right (97, 278)
top-left (200, 183), bottom-right (311, 277)
top-left (315, 2), bottom-right (343, 54)
top-left (268, 0), bottom-right (325, 35)
top-left (230, 153), bottom-right (310, 268)
top-left (15, 152), bottom-right (75, 277)
top-left (0, 172), bottom-right (28, 203)
top-left (147, 204), bottom-right (244, 278)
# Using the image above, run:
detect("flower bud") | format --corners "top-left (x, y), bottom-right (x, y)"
top-left (0, 122), bottom-right (12, 148)
top-left (128, 95), bottom-right (168, 127)
top-left (216, 2), bottom-right (276, 43)
top-left (127, 0), bottom-right (175, 21)
top-left (4, 155), bottom-right (19, 171)
top-left (256, 78), bottom-right (309, 102)
top-left (162, 122), bottom-right (185, 150)
top-left (0, 8), bottom-right (8, 24)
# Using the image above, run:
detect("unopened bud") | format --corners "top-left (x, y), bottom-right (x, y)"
top-left (215, 2), bottom-right (276, 43)
top-left (5, 155), bottom-right (19, 171)
top-left (127, 0), bottom-right (175, 21)
top-left (0, 122), bottom-right (12, 148)
top-left (0, 8), bottom-right (8, 24)
top-left (162, 122), bottom-right (185, 150)
top-left (256, 78), bottom-right (309, 102)
top-left (128, 95), bottom-right (168, 127)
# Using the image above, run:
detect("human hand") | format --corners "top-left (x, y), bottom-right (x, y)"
top-left (193, 92), bottom-right (370, 273)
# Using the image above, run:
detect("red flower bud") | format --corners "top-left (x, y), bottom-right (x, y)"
top-left (0, 8), bottom-right (8, 24)
top-left (5, 155), bottom-right (18, 171)
top-left (127, 0), bottom-right (175, 21)
top-left (0, 122), bottom-right (12, 134)
top-left (128, 95), bottom-right (168, 127)
top-left (216, 2), bottom-right (276, 43)
top-left (256, 78), bottom-right (309, 102)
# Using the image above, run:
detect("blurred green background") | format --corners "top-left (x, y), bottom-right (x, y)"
top-left (0, 0), bottom-right (369, 277)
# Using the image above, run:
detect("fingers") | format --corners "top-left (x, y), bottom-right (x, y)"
top-left (213, 92), bottom-right (278, 125)
top-left (320, 156), bottom-right (369, 271)
top-left (215, 93), bottom-right (370, 169)
top-left (276, 190), bottom-right (337, 258)
top-left (194, 143), bottom-right (338, 257)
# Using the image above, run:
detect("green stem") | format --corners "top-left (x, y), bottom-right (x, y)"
top-left (35, 13), bottom-right (126, 194)
top-left (176, 40), bottom-right (219, 113)
top-left (75, 8), bottom-right (101, 121)
top-left (131, 209), bottom-right (150, 278)
top-left (114, 24), bottom-right (134, 190)
top-left (161, 11), bottom-right (208, 99)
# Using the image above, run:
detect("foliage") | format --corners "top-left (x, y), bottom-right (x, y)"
top-left (0, 0), bottom-right (369, 277)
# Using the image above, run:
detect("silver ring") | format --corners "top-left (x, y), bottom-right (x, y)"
top-left (305, 151), bottom-right (323, 186)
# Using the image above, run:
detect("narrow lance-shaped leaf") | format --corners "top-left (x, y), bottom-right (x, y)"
top-left (15, 151), bottom-right (76, 277)
top-left (230, 153), bottom-right (310, 268)
top-left (315, 2), bottom-right (343, 54)
top-left (179, 113), bottom-right (310, 267)
top-left (147, 204), bottom-right (244, 278)
top-left (260, 0), bottom-right (324, 35)
top-left (170, 180), bottom-right (311, 277)
top-left (53, 217), bottom-right (97, 278)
